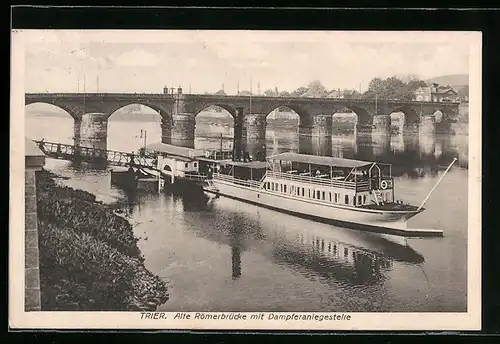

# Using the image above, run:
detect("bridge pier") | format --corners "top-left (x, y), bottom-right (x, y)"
top-left (160, 117), bottom-right (173, 144)
top-left (419, 131), bottom-right (437, 157)
top-left (79, 113), bottom-right (108, 151)
top-left (233, 108), bottom-right (244, 161)
top-left (372, 114), bottom-right (391, 135)
top-left (244, 113), bottom-right (267, 141)
top-left (245, 137), bottom-right (267, 161)
top-left (298, 124), bottom-right (313, 154)
top-left (171, 113), bottom-right (195, 148)
top-left (419, 115), bottom-right (436, 136)
top-left (73, 118), bottom-right (82, 143)
top-left (371, 131), bottom-right (391, 159)
top-left (403, 123), bottom-right (420, 136)
top-left (311, 114), bottom-right (333, 137)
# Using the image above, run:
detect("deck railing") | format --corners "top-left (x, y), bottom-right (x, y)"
top-left (183, 173), bottom-right (207, 181)
top-left (204, 150), bottom-right (234, 161)
top-left (265, 170), bottom-right (370, 191)
top-left (214, 173), bottom-right (263, 188)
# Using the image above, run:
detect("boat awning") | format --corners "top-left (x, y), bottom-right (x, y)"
top-left (217, 160), bottom-right (268, 169)
top-left (267, 152), bottom-right (374, 169)
top-left (144, 142), bottom-right (205, 159)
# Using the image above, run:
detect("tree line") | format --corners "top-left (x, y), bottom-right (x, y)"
top-left (261, 76), bottom-right (430, 101)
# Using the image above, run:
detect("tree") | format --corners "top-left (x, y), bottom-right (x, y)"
top-left (307, 80), bottom-right (328, 98)
top-left (279, 91), bottom-right (291, 97)
top-left (384, 76), bottom-right (407, 99)
top-left (263, 89), bottom-right (277, 97)
top-left (368, 77), bottom-right (385, 93)
top-left (407, 79), bottom-right (428, 91)
top-left (363, 76), bottom-right (426, 101)
top-left (290, 86), bottom-right (309, 97)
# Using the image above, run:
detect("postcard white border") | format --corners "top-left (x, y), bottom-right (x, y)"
top-left (9, 30), bottom-right (482, 331)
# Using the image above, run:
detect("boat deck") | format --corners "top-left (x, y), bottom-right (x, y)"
top-left (362, 203), bottom-right (423, 212)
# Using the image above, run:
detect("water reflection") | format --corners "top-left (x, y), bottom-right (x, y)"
top-left (170, 193), bottom-right (425, 288)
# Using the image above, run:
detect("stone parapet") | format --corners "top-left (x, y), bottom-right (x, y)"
top-left (24, 138), bottom-right (45, 311)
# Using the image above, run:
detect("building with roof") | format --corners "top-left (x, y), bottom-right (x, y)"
top-left (213, 89), bottom-right (227, 96)
top-left (414, 83), bottom-right (460, 103)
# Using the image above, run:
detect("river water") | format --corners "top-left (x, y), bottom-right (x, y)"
top-left (26, 113), bottom-right (469, 312)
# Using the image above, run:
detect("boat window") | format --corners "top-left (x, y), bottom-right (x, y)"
top-left (194, 162), bottom-right (198, 168)
top-left (185, 163), bottom-right (189, 168)
top-left (335, 193), bottom-right (338, 203)
top-left (363, 195), bottom-right (367, 203)
top-left (353, 196), bottom-right (356, 206)
top-left (284, 185), bottom-right (287, 193)
top-left (302, 188), bottom-right (305, 197)
top-left (316, 190), bottom-right (320, 199)
top-left (329, 193), bottom-right (332, 202)
top-left (345, 195), bottom-right (349, 204)
top-left (280, 184), bottom-right (283, 192)
top-left (358, 195), bottom-right (362, 205)
top-left (322, 191), bottom-right (326, 200)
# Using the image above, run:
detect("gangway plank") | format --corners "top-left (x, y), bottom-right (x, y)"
top-left (32, 140), bottom-right (159, 170)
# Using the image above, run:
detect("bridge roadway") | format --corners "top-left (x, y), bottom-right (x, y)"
top-left (26, 91), bottom-right (460, 158)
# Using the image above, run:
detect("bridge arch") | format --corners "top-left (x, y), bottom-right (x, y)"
top-left (389, 105), bottom-right (420, 126)
top-left (25, 101), bottom-right (79, 120)
top-left (107, 102), bottom-right (172, 126)
top-left (265, 106), bottom-right (300, 156)
top-left (341, 105), bottom-right (373, 126)
top-left (433, 110), bottom-right (444, 123)
top-left (25, 102), bottom-right (76, 144)
top-left (192, 103), bottom-right (237, 118)
top-left (194, 105), bottom-right (235, 151)
top-left (107, 104), bottom-right (164, 152)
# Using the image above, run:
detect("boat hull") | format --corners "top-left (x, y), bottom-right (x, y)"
top-left (205, 179), bottom-right (439, 238)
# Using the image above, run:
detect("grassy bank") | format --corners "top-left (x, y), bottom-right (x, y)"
top-left (36, 169), bottom-right (169, 311)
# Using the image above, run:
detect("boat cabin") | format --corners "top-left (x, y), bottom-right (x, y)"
top-left (143, 142), bottom-right (204, 181)
top-left (265, 153), bottom-right (394, 207)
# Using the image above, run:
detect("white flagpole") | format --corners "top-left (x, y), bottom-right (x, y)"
top-left (417, 158), bottom-right (457, 211)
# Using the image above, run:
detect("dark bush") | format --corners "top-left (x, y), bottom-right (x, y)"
top-left (36, 169), bottom-right (169, 311)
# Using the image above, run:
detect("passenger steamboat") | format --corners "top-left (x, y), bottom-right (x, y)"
top-left (201, 152), bottom-right (454, 238)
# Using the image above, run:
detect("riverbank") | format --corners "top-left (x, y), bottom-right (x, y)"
top-left (35, 169), bottom-right (169, 311)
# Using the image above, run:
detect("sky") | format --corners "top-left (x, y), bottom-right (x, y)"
top-left (20, 30), bottom-right (474, 94)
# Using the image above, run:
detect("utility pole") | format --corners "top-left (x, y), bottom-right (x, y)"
top-left (237, 80), bottom-right (239, 95)
top-left (83, 70), bottom-right (86, 112)
top-left (250, 78), bottom-right (253, 114)
top-left (257, 81), bottom-right (260, 96)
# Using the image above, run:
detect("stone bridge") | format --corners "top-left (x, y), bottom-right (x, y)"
top-left (25, 91), bottom-right (460, 153)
